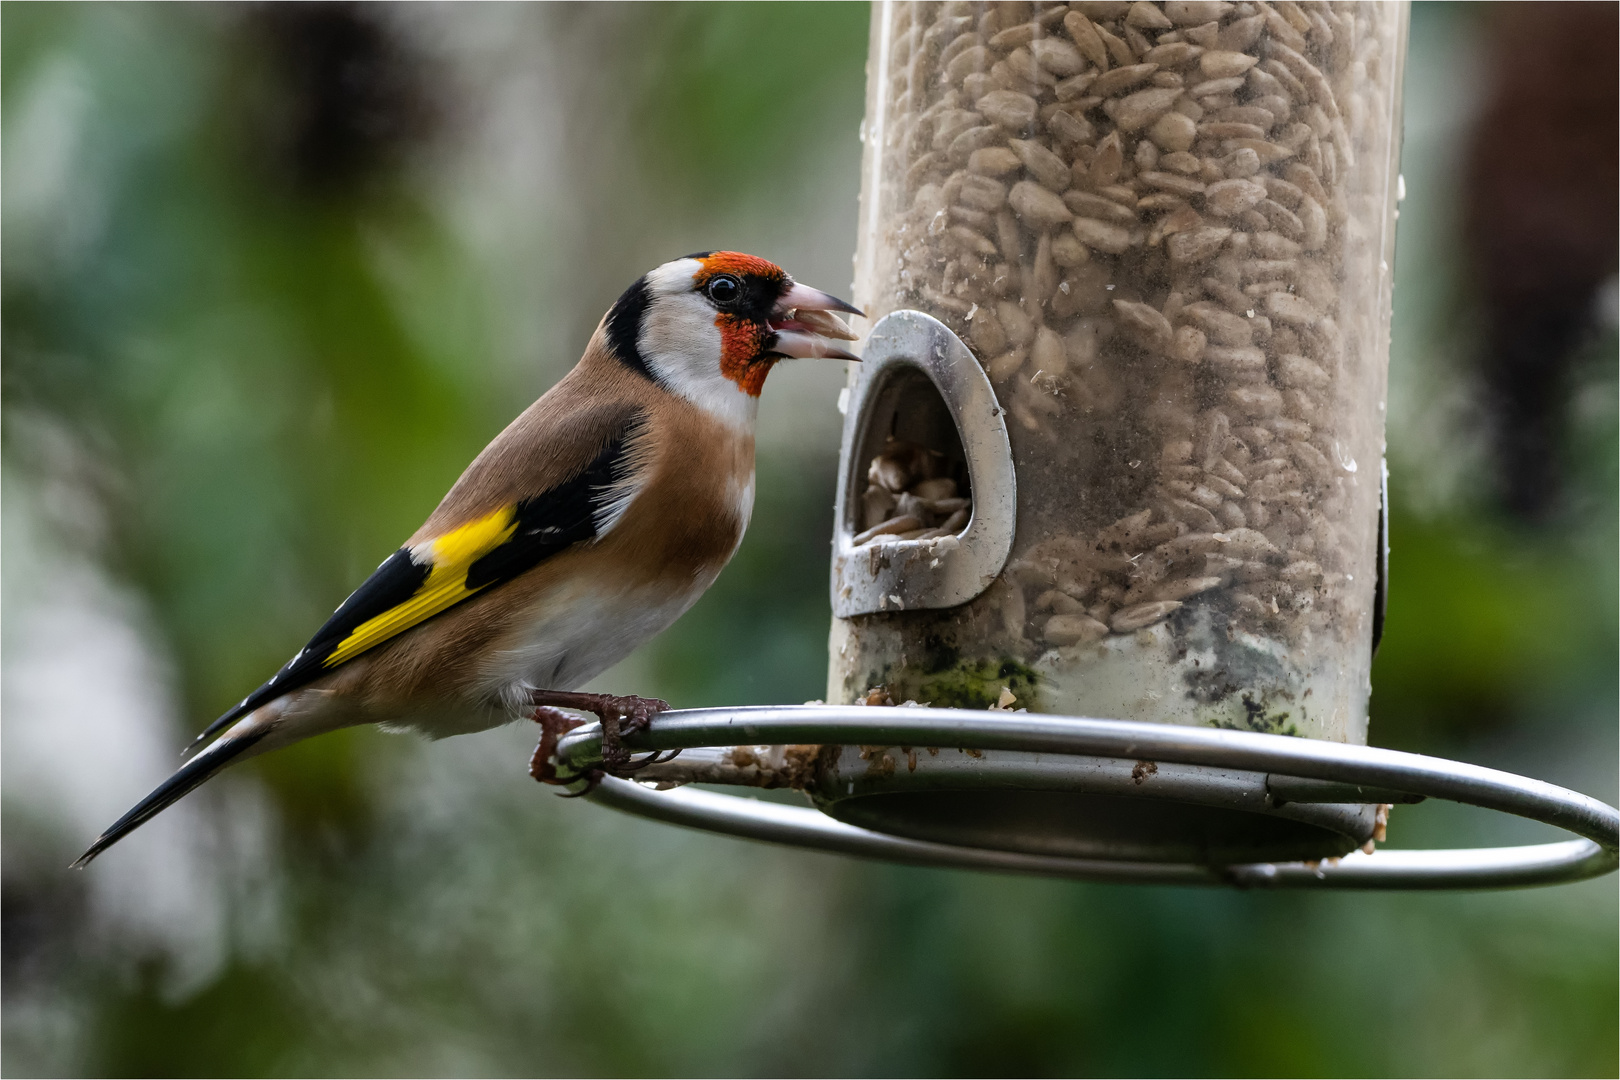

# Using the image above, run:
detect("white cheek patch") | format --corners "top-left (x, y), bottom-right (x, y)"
top-left (639, 287), bottom-right (759, 431)
top-left (644, 257), bottom-right (705, 294)
top-left (640, 291), bottom-right (722, 381)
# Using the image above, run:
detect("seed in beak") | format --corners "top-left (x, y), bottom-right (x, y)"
top-left (774, 307), bottom-right (859, 341)
top-left (766, 328), bottom-right (862, 362)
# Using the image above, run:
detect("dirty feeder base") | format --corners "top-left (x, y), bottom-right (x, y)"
top-left (823, 790), bottom-right (1363, 864)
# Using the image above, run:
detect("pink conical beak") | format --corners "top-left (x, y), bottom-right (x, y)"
top-left (767, 282), bottom-right (864, 362)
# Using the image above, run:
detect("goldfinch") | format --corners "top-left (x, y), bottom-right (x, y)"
top-left (76, 252), bottom-right (860, 866)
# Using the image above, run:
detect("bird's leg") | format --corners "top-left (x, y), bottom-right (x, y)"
top-left (527, 690), bottom-right (671, 773)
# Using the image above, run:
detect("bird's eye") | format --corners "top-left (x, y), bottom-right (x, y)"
top-left (705, 275), bottom-right (741, 305)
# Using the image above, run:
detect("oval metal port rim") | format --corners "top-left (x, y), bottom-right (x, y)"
top-left (830, 310), bottom-right (1016, 616)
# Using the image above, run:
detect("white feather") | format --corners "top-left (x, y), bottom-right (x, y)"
top-left (480, 577), bottom-right (713, 724)
top-left (638, 259), bottom-right (760, 432)
top-left (591, 450), bottom-right (648, 537)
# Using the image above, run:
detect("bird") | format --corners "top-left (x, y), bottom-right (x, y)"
top-left (75, 251), bottom-right (861, 866)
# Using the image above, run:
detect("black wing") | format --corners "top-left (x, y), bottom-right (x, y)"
top-left (187, 409), bottom-right (647, 751)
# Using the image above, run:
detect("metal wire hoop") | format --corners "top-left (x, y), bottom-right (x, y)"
top-left (554, 705), bottom-right (1618, 889)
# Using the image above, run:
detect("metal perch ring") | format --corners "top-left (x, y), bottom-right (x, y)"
top-left (554, 705), bottom-right (1619, 890)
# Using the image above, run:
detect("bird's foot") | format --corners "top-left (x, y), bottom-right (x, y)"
top-left (527, 690), bottom-right (673, 776)
top-left (529, 706), bottom-right (589, 786)
top-left (529, 706), bottom-right (615, 796)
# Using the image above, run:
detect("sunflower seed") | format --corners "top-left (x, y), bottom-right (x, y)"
top-left (1045, 613), bottom-right (1112, 645)
top-left (1111, 600), bottom-right (1184, 632)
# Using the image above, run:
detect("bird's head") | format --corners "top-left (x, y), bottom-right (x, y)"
top-left (602, 251), bottom-right (862, 426)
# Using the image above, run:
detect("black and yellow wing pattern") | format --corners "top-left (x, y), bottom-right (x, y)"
top-left (189, 410), bottom-right (647, 751)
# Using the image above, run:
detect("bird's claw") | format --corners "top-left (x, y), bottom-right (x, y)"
top-left (527, 691), bottom-right (672, 788)
top-left (529, 706), bottom-right (586, 786)
top-left (616, 747), bottom-right (682, 772)
top-left (555, 768), bottom-right (604, 797)
top-left (592, 693), bottom-right (670, 734)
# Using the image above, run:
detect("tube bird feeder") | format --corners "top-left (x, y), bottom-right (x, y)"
top-left (821, 0), bottom-right (1406, 862)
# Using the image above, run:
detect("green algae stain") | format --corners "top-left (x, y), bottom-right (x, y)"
top-left (902, 657), bottom-right (1040, 710)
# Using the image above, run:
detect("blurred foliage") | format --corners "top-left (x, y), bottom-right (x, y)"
top-left (2, 0), bottom-right (496, 843)
top-left (620, 2), bottom-right (871, 186)
top-left (3, 3), bottom-right (1615, 1078)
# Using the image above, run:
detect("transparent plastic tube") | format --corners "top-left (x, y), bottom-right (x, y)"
top-left (836, 0), bottom-right (1406, 744)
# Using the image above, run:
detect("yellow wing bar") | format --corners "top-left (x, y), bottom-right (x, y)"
top-left (323, 505), bottom-right (518, 667)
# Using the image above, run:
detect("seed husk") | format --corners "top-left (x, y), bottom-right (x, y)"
top-left (1073, 217), bottom-right (1134, 254)
top-left (1045, 613), bottom-right (1112, 645)
top-left (969, 146), bottom-right (1022, 176)
top-left (1030, 38), bottom-right (1088, 77)
top-left (1112, 87), bottom-right (1184, 131)
top-left (854, 514), bottom-right (923, 545)
top-left (1092, 63), bottom-right (1161, 98)
top-left (977, 90), bottom-right (1040, 131)
top-left (1009, 180), bottom-right (1074, 229)
top-left (1155, 575), bottom-right (1225, 601)
top-left (1111, 600), bottom-right (1184, 632)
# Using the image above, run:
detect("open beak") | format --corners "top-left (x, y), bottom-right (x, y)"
top-left (766, 282), bottom-right (864, 362)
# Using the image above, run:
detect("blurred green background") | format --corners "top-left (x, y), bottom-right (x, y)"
top-left (3, 3), bottom-right (1615, 1076)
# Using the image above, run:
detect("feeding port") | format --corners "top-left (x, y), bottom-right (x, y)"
top-left (832, 310), bottom-right (1017, 619)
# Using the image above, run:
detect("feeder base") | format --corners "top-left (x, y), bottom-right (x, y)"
top-left (823, 791), bottom-right (1364, 864)
top-left (813, 745), bottom-right (1374, 862)
top-left (551, 706), bottom-right (1619, 890)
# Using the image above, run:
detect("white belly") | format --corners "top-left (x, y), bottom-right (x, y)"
top-left (494, 576), bottom-right (709, 704)
top-left (383, 578), bottom-right (707, 740)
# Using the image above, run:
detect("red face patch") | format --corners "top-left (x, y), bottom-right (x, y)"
top-left (715, 314), bottom-right (774, 396)
top-left (695, 252), bottom-right (787, 397)
top-left (697, 251), bottom-right (786, 284)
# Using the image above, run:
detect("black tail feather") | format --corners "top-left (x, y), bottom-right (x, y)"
top-left (185, 707), bottom-right (247, 756)
top-left (72, 731), bottom-right (267, 868)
